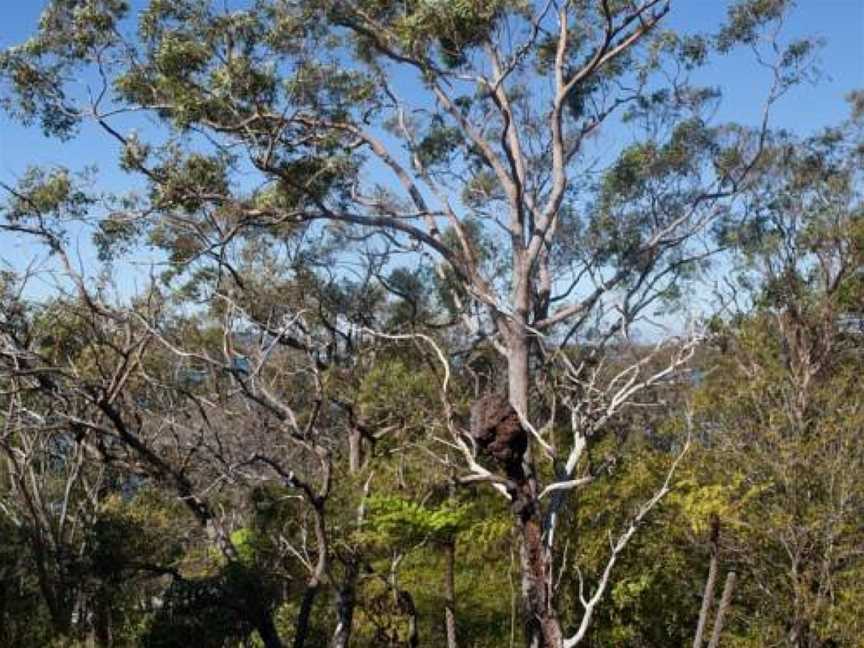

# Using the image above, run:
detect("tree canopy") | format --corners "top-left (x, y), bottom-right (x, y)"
top-left (0, 1), bottom-right (861, 647)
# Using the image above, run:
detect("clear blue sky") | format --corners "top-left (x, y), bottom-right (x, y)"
top-left (1, 0), bottom-right (862, 284)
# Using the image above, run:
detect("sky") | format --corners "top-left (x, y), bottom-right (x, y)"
top-left (0, 0), bottom-right (862, 299)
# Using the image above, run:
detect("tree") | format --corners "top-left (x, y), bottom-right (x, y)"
top-left (559, 96), bottom-right (864, 648)
top-left (693, 101), bottom-right (864, 647)
top-left (1, 1), bottom-right (820, 646)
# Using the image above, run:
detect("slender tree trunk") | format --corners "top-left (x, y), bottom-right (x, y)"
top-left (294, 501), bottom-right (328, 648)
top-left (443, 540), bottom-right (458, 648)
top-left (348, 426), bottom-right (363, 474)
top-left (30, 536), bottom-right (73, 638)
top-left (693, 556), bottom-right (718, 647)
top-left (332, 426), bottom-right (371, 648)
top-left (94, 590), bottom-right (112, 647)
top-left (693, 516), bottom-right (721, 647)
top-left (398, 589), bottom-right (420, 648)
top-left (706, 572), bottom-right (736, 648)
top-left (331, 558), bottom-right (359, 648)
top-left (254, 611), bottom-right (285, 648)
top-left (293, 582), bottom-right (320, 648)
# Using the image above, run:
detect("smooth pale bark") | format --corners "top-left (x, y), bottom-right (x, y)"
top-left (332, 426), bottom-right (371, 648)
top-left (706, 572), bottom-right (737, 648)
top-left (444, 540), bottom-right (458, 648)
top-left (348, 426), bottom-right (363, 474)
top-left (693, 517), bottom-right (721, 647)
top-left (693, 554), bottom-right (719, 647)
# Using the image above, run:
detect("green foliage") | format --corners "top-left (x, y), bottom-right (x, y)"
top-left (5, 165), bottom-right (95, 226)
top-left (0, 1), bottom-right (855, 646)
top-left (348, 0), bottom-right (524, 67)
top-left (416, 121), bottom-right (464, 168)
top-left (361, 495), bottom-right (470, 547)
top-left (717, 0), bottom-right (791, 51)
top-left (357, 358), bottom-right (440, 432)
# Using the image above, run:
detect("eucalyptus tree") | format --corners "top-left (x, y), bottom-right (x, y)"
top-left (0, 1), bottom-right (820, 645)
top-left (697, 96), bottom-right (864, 648)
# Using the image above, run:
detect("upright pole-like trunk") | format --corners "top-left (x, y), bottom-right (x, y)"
top-left (332, 431), bottom-right (372, 648)
top-left (443, 539), bottom-right (458, 648)
top-left (254, 613), bottom-right (284, 648)
top-left (399, 589), bottom-right (420, 648)
top-left (331, 557), bottom-right (359, 648)
top-left (693, 516), bottom-right (720, 647)
top-left (348, 426), bottom-right (363, 474)
top-left (292, 583), bottom-right (320, 648)
top-left (706, 572), bottom-right (736, 648)
top-left (507, 333), bottom-right (563, 648)
top-left (294, 500), bottom-right (328, 648)
top-left (93, 589), bottom-right (112, 647)
top-left (516, 492), bottom-right (562, 648)
top-left (507, 327), bottom-right (530, 417)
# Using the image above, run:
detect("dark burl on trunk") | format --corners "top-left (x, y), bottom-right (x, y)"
top-left (469, 393), bottom-right (528, 480)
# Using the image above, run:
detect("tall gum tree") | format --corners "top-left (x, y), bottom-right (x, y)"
top-left (0, 1), bottom-right (819, 645)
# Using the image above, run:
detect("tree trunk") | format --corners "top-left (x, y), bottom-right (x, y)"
top-left (706, 572), bottom-right (736, 648)
top-left (31, 536), bottom-right (73, 638)
top-left (516, 485), bottom-right (562, 648)
top-left (443, 540), bottom-right (458, 648)
top-left (507, 329), bottom-right (531, 417)
top-left (693, 516), bottom-right (720, 647)
top-left (94, 590), bottom-right (112, 647)
top-left (292, 580), bottom-right (321, 648)
top-left (348, 425), bottom-right (363, 474)
top-left (507, 333), bottom-right (563, 648)
top-left (295, 496), bottom-right (328, 648)
top-left (397, 589), bottom-right (420, 648)
top-left (331, 558), bottom-right (359, 648)
top-left (254, 611), bottom-right (285, 648)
